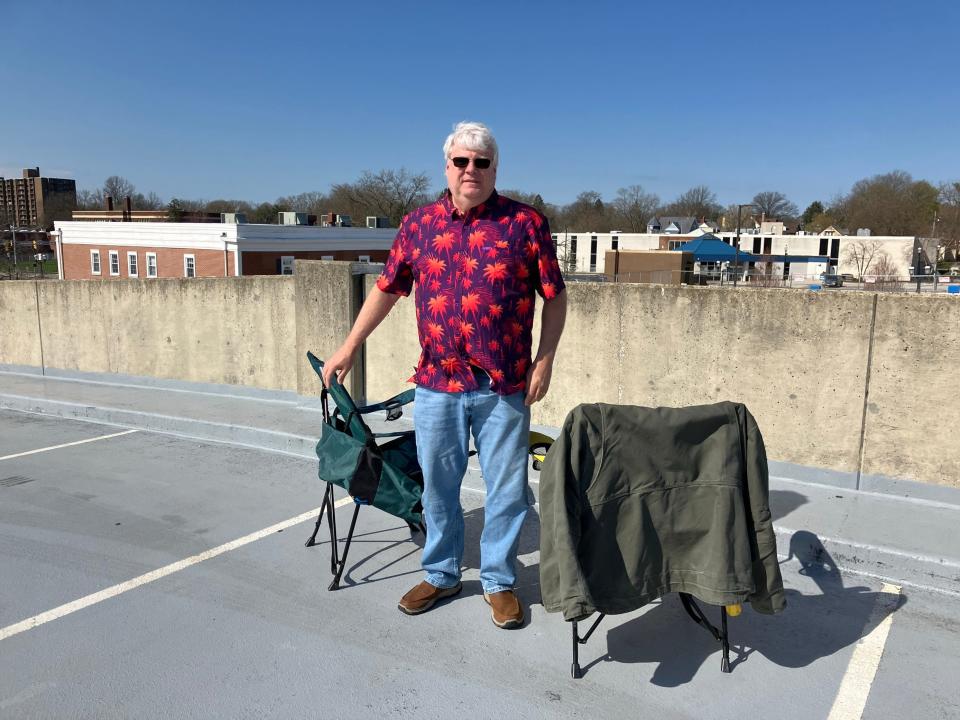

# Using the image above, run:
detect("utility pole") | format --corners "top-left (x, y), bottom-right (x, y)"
top-left (10, 224), bottom-right (17, 273)
top-left (734, 204), bottom-right (755, 288)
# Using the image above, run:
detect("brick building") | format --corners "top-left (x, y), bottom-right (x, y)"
top-left (54, 221), bottom-right (395, 280)
top-left (1, 168), bottom-right (77, 228)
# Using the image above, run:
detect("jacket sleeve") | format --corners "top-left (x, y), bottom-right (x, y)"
top-left (538, 405), bottom-right (602, 621)
top-left (740, 405), bottom-right (787, 614)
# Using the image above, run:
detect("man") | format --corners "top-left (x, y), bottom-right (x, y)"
top-left (323, 121), bottom-right (567, 629)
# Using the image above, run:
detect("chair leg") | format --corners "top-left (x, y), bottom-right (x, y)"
top-left (720, 606), bottom-right (731, 673)
top-left (325, 485), bottom-right (339, 576)
top-left (679, 593), bottom-right (732, 673)
top-left (571, 620), bottom-right (581, 679)
top-left (329, 502), bottom-right (361, 591)
top-left (570, 614), bottom-right (606, 679)
top-left (304, 489), bottom-right (330, 547)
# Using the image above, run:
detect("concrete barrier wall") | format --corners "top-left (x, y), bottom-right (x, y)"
top-left (13, 277), bottom-right (297, 390)
top-left (294, 261), bottom-right (362, 399)
top-left (2, 262), bottom-right (958, 487)
top-left (864, 294), bottom-right (960, 483)
top-left (0, 281), bottom-right (43, 367)
top-left (363, 278), bottom-right (960, 488)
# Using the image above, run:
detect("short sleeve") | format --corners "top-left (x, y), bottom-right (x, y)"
top-left (377, 216), bottom-right (415, 296)
top-left (530, 214), bottom-right (566, 300)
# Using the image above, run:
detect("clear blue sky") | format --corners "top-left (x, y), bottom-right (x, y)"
top-left (3, 0), bottom-right (958, 210)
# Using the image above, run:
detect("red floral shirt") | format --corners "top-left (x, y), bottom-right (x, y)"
top-left (377, 190), bottom-right (565, 395)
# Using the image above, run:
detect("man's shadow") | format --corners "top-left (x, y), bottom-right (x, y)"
top-left (597, 529), bottom-right (906, 685)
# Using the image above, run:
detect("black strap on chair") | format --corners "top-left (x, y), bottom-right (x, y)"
top-left (569, 593), bottom-right (733, 678)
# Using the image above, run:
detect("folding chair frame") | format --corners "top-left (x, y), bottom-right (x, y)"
top-left (303, 351), bottom-right (424, 591)
top-left (569, 592), bottom-right (733, 678)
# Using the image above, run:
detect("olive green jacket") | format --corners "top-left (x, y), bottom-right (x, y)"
top-left (539, 402), bottom-right (786, 621)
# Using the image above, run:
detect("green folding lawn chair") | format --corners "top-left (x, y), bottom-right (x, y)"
top-left (304, 351), bottom-right (424, 590)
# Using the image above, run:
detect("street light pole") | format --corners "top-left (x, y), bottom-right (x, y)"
top-left (733, 203), bottom-right (755, 288)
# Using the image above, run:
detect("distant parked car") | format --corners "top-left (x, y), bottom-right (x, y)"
top-left (819, 272), bottom-right (843, 287)
top-left (840, 273), bottom-right (858, 283)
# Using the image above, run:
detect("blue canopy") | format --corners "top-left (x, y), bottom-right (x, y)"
top-left (680, 236), bottom-right (758, 263)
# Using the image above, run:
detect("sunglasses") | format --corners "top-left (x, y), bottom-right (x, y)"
top-left (451, 156), bottom-right (492, 169)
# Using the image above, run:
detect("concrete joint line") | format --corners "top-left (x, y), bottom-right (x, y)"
top-left (856, 295), bottom-right (879, 491)
top-left (33, 281), bottom-right (45, 376)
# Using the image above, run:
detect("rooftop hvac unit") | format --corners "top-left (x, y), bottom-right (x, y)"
top-left (366, 216), bottom-right (389, 228)
top-left (336, 214), bottom-right (352, 227)
top-left (279, 212), bottom-right (309, 225)
top-left (220, 213), bottom-right (247, 224)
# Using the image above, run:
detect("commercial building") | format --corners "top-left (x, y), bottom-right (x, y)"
top-left (53, 220), bottom-right (395, 280)
top-left (0, 168), bottom-right (77, 228)
top-left (553, 230), bottom-right (920, 281)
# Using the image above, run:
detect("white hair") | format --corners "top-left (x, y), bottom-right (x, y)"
top-left (443, 121), bottom-right (499, 168)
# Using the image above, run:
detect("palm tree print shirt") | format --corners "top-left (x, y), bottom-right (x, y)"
top-left (377, 191), bottom-right (566, 395)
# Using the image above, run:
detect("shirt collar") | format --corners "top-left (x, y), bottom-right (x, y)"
top-left (440, 189), bottom-right (499, 220)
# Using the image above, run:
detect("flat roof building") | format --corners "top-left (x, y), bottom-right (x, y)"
top-left (54, 221), bottom-right (396, 280)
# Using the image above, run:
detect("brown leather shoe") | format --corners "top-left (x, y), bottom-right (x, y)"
top-left (483, 590), bottom-right (524, 629)
top-left (398, 581), bottom-right (462, 615)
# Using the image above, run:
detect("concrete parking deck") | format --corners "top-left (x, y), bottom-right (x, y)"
top-left (1, 368), bottom-right (959, 718)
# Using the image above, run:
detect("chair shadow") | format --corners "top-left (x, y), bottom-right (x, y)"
top-left (597, 530), bottom-right (906, 685)
top-left (769, 489), bottom-right (808, 522)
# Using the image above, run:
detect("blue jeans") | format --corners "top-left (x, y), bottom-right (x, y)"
top-left (414, 371), bottom-right (531, 594)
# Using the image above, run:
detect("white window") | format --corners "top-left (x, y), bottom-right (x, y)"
top-left (109, 250), bottom-right (120, 276)
top-left (146, 252), bottom-right (157, 278)
top-left (184, 254), bottom-right (196, 278)
top-left (90, 250), bottom-right (101, 275)
top-left (280, 256), bottom-right (295, 275)
top-left (321, 255), bottom-right (334, 261)
top-left (127, 251), bottom-right (138, 277)
top-left (358, 255), bottom-right (371, 262)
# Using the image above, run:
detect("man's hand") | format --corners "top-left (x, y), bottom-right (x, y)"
top-left (525, 355), bottom-right (554, 406)
top-left (322, 343), bottom-right (358, 388)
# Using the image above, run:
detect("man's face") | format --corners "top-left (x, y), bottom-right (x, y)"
top-left (445, 144), bottom-right (496, 212)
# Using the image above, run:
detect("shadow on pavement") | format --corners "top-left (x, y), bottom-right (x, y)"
top-left (596, 530), bottom-right (906, 685)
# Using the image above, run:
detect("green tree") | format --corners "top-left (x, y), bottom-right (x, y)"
top-left (834, 170), bottom-right (939, 236)
top-left (167, 198), bottom-right (185, 222)
top-left (801, 201), bottom-right (824, 226)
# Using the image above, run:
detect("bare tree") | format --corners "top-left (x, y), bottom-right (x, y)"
top-left (276, 191), bottom-right (329, 216)
top-left (752, 191), bottom-right (799, 220)
top-left (749, 262), bottom-right (784, 287)
top-left (870, 252), bottom-right (902, 292)
top-left (76, 188), bottom-right (104, 209)
top-left (842, 239), bottom-right (883, 280)
top-left (661, 185), bottom-right (720, 220)
top-left (333, 168), bottom-right (432, 227)
top-left (938, 181), bottom-right (960, 261)
top-left (611, 185), bottom-right (660, 232)
top-left (102, 176), bottom-right (137, 202)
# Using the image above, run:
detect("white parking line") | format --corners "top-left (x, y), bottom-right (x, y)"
top-left (0, 496), bottom-right (353, 642)
top-left (0, 429), bottom-right (140, 461)
top-left (827, 582), bottom-right (902, 720)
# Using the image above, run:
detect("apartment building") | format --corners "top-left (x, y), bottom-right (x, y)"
top-left (0, 168), bottom-right (77, 228)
